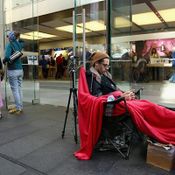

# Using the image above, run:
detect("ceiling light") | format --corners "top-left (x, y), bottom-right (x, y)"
top-left (56, 20), bottom-right (106, 33)
top-left (78, 20), bottom-right (106, 31)
top-left (20, 31), bottom-right (56, 40)
top-left (159, 8), bottom-right (175, 22)
top-left (114, 17), bottom-right (132, 28)
top-left (56, 25), bottom-right (90, 34)
top-left (132, 12), bottom-right (161, 25)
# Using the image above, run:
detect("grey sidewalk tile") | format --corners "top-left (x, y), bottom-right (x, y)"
top-left (0, 157), bottom-right (25, 175)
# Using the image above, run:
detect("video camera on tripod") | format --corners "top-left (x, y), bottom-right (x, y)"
top-left (68, 55), bottom-right (79, 74)
top-left (61, 55), bottom-right (79, 143)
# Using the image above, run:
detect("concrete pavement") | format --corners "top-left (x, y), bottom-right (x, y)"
top-left (0, 102), bottom-right (174, 175)
top-left (0, 80), bottom-right (174, 174)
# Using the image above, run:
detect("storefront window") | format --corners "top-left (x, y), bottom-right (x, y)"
top-left (1, 0), bottom-right (175, 107)
top-left (74, 0), bottom-right (107, 68)
top-left (110, 0), bottom-right (175, 107)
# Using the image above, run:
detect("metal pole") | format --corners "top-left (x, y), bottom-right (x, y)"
top-left (106, 0), bottom-right (111, 57)
top-left (0, 0), bottom-right (8, 110)
top-left (82, 8), bottom-right (86, 69)
top-left (73, 10), bottom-right (76, 57)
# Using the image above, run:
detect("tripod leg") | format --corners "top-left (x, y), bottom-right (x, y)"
top-left (62, 88), bottom-right (72, 139)
top-left (72, 89), bottom-right (78, 143)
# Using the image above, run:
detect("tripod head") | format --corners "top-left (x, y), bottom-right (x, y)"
top-left (68, 55), bottom-right (79, 89)
top-left (68, 55), bottom-right (79, 73)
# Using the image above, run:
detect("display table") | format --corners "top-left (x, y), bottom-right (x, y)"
top-left (147, 63), bottom-right (172, 67)
top-left (147, 62), bottom-right (172, 80)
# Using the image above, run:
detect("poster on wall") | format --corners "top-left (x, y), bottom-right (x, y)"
top-left (27, 56), bottom-right (38, 65)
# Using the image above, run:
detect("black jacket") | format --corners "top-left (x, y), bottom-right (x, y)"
top-left (86, 71), bottom-right (117, 96)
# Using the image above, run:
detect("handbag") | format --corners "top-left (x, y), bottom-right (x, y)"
top-left (0, 70), bottom-right (4, 81)
top-left (0, 59), bottom-right (4, 81)
top-left (9, 42), bottom-right (23, 64)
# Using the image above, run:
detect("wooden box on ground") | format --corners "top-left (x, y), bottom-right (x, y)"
top-left (146, 142), bottom-right (175, 171)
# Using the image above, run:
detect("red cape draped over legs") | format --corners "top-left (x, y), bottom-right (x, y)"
top-left (74, 67), bottom-right (175, 160)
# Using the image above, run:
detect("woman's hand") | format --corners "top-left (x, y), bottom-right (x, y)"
top-left (122, 90), bottom-right (136, 101)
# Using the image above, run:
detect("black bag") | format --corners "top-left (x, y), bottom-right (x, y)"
top-left (0, 58), bottom-right (4, 81)
top-left (0, 71), bottom-right (4, 81)
top-left (9, 42), bottom-right (23, 64)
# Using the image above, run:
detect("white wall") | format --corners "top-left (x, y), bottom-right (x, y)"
top-left (112, 31), bottom-right (175, 43)
top-left (5, 0), bottom-right (104, 24)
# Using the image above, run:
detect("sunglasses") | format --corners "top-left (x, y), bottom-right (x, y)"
top-left (101, 63), bottom-right (110, 69)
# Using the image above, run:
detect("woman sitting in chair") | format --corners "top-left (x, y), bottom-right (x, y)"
top-left (74, 51), bottom-right (175, 160)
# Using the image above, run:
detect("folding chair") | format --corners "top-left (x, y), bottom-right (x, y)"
top-left (95, 92), bottom-right (144, 159)
top-left (95, 97), bottom-right (132, 159)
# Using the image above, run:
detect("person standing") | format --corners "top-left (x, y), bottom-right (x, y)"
top-left (55, 53), bottom-right (63, 79)
top-left (3, 31), bottom-right (24, 115)
top-left (39, 55), bottom-right (50, 79)
top-left (169, 48), bottom-right (175, 83)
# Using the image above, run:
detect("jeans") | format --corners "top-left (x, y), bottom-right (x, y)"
top-left (7, 69), bottom-right (23, 110)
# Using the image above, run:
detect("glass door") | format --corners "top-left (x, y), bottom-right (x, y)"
top-left (74, 0), bottom-right (107, 69)
top-left (109, 0), bottom-right (132, 91)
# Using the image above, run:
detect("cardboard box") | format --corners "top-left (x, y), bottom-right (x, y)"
top-left (146, 142), bottom-right (175, 171)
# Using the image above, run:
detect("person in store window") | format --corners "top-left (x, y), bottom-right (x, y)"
top-left (39, 55), bottom-right (50, 79)
top-left (55, 53), bottom-right (64, 79)
top-left (120, 50), bottom-right (137, 81)
top-left (149, 47), bottom-right (159, 58)
top-left (169, 47), bottom-right (175, 83)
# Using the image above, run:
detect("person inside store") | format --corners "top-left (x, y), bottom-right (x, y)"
top-left (55, 53), bottom-right (64, 79)
top-left (50, 56), bottom-right (56, 67)
top-left (149, 47), bottom-right (159, 58)
top-left (3, 31), bottom-right (24, 115)
top-left (121, 50), bottom-right (137, 62)
top-left (74, 51), bottom-right (175, 160)
top-left (62, 57), bottom-right (68, 79)
top-left (39, 55), bottom-right (50, 79)
top-left (119, 50), bottom-right (137, 81)
top-left (49, 56), bottom-right (56, 78)
top-left (169, 47), bottom-right (175, 83)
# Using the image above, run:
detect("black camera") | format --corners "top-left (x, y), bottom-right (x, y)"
top-left (68, 55), bottom-right (79, 73)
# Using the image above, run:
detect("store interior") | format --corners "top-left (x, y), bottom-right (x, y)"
top-left (5, 0), bottom-right (174, 82)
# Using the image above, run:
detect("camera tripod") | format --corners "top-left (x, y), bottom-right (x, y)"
top-left (61, 57), bottom-right (78, 143)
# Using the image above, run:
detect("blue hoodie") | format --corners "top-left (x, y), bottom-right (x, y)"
top-left (5, 33), bottom-right (23, 70)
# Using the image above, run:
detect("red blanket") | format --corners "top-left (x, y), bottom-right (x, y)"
top-left (74, 67), bottom-right (175, 160)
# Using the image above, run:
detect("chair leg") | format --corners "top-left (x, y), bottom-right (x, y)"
top-left (96, 117), bottom-right (139, 159)
top-left (108, 138), bottom-right (129, 159)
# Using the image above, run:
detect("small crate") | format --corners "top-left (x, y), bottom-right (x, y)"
top-left (146, 142), bottom-right (175, 171)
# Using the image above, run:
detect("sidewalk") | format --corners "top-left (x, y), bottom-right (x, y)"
top-left (0, 102), bottom-right (174, 175)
